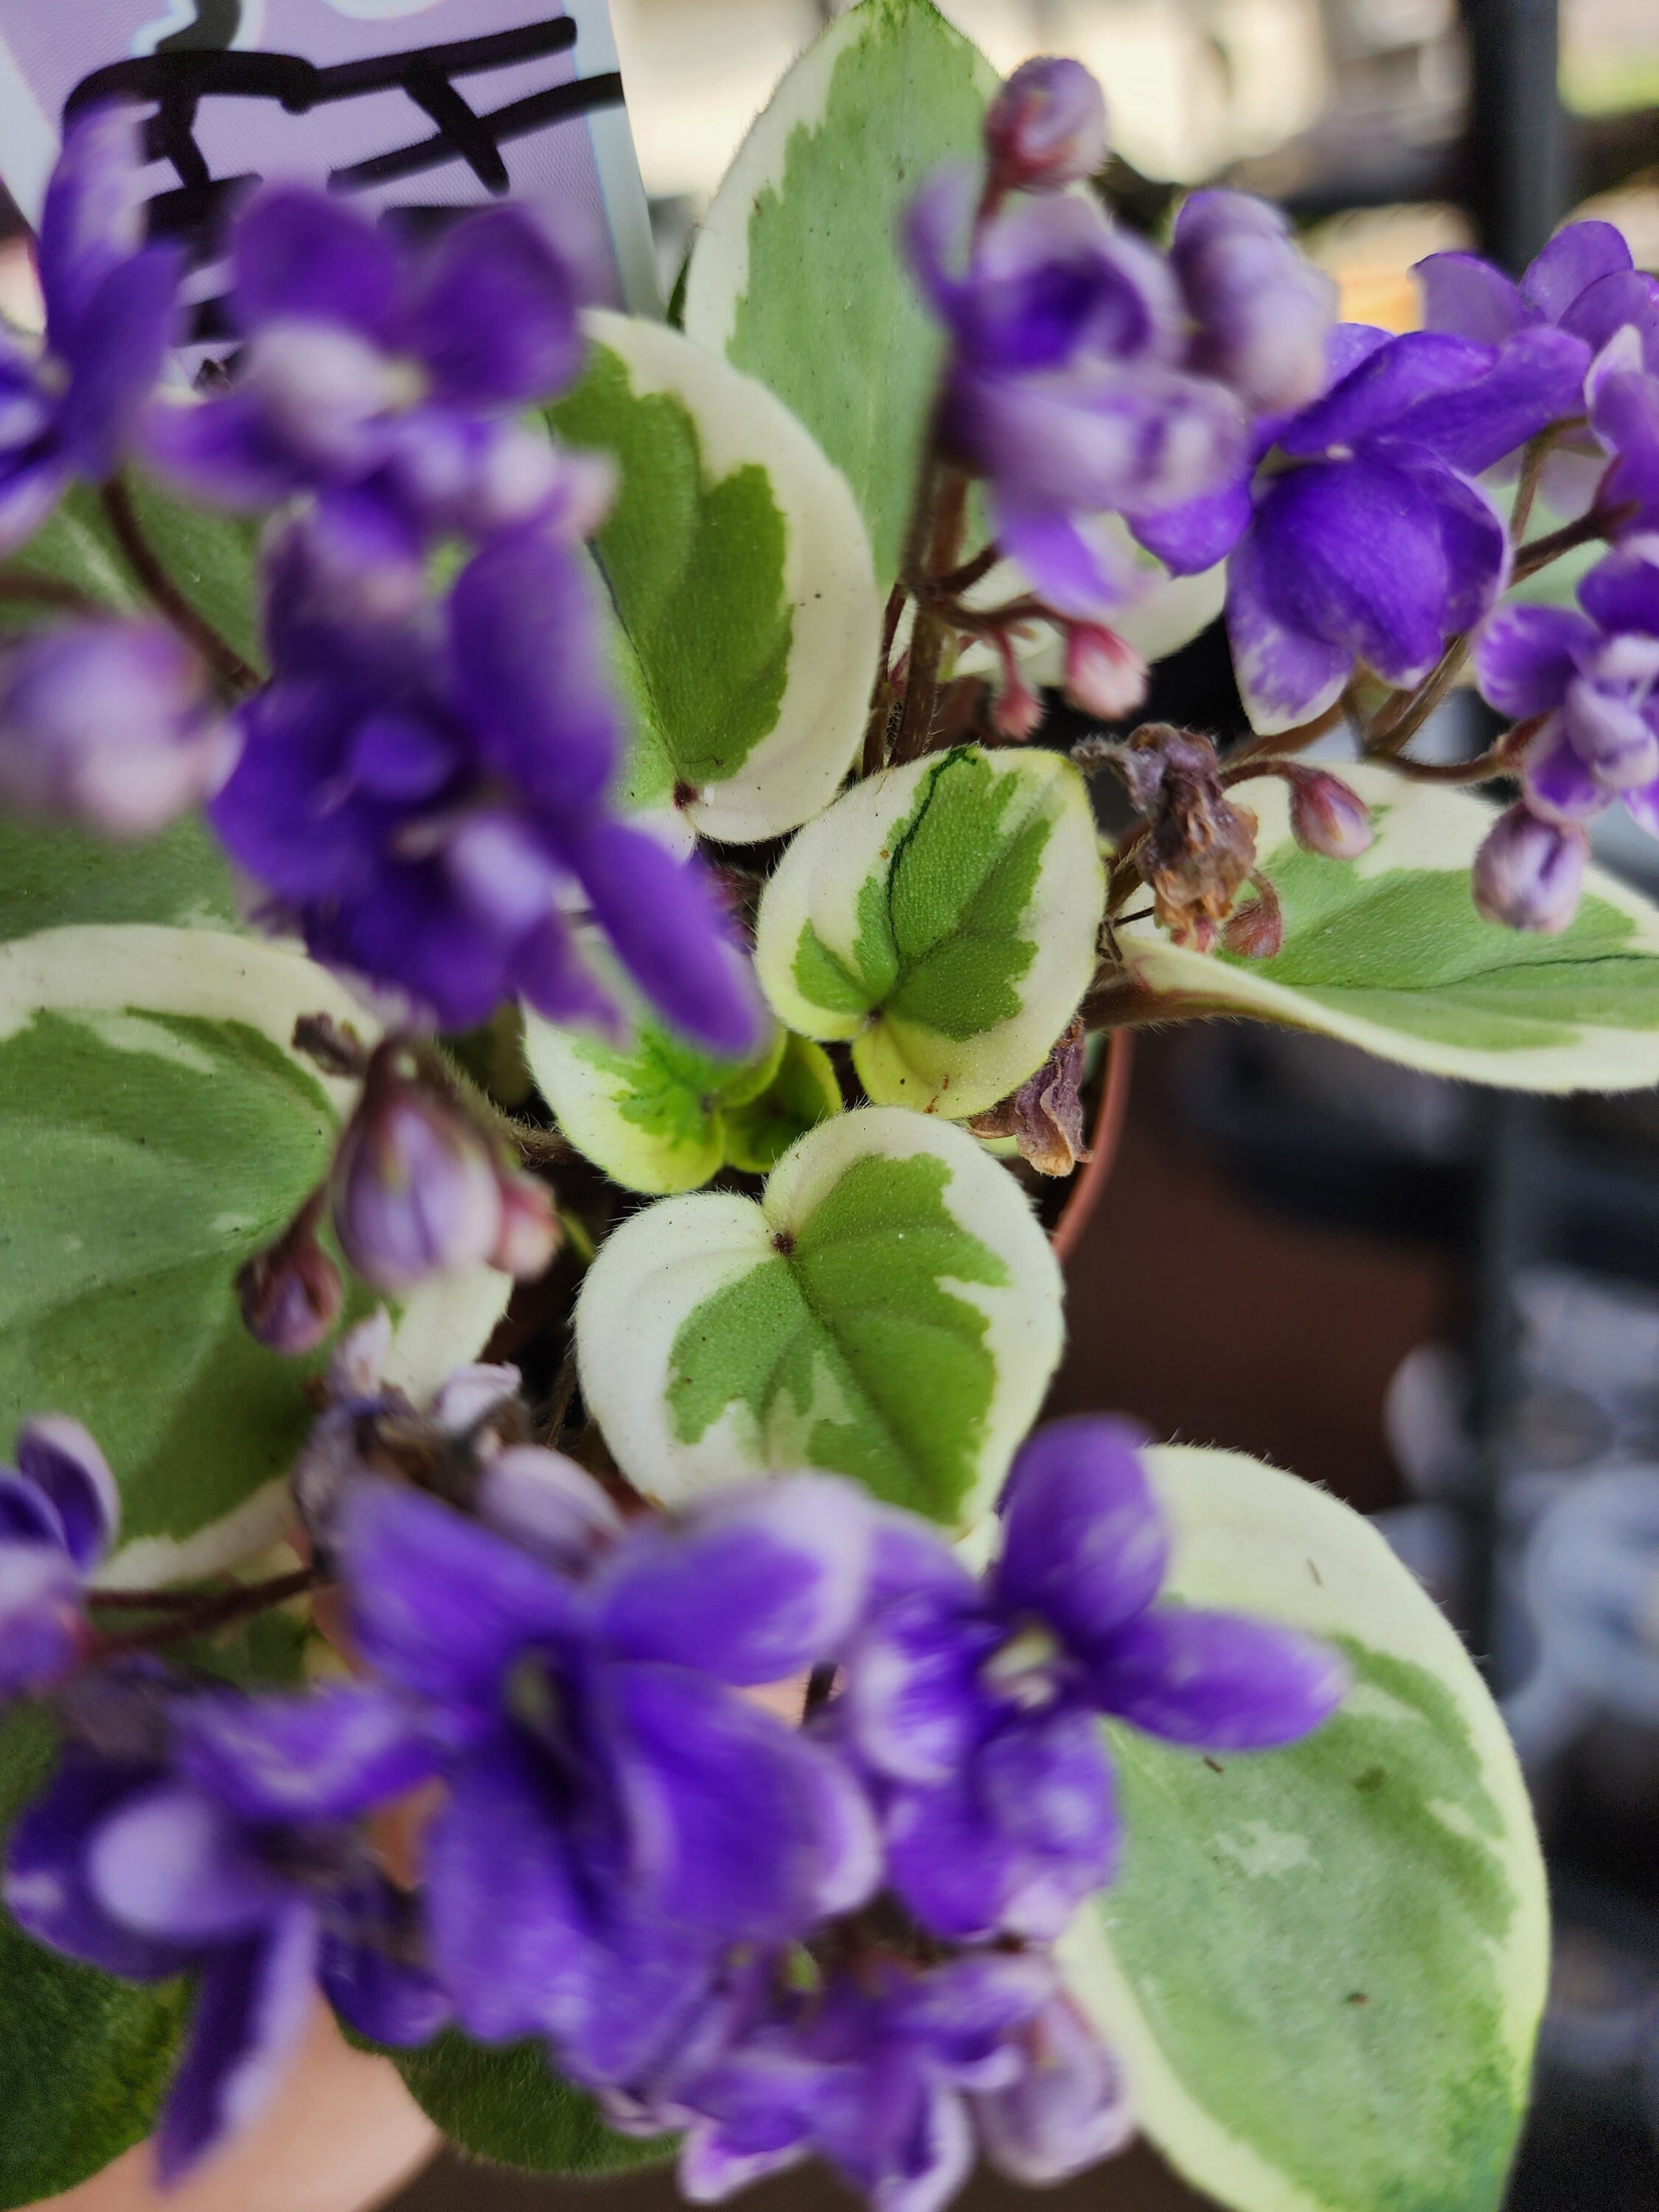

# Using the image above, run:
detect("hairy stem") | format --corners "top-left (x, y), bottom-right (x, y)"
top-left (91, 1566), bottom-right (321, 1660)
top-left (100, 475), bottom-right (261, 691)
top-left (891, 470), bottom-right (970, 767)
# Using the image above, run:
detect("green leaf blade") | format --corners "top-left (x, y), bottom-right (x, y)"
top-left (390, 2032), bottom-right (672, 2177)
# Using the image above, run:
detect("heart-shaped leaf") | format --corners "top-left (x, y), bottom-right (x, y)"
top-left (682, 0), bottom-right (995, 590)
top-left (389, 2032), bottom-right (672, 2177)
top-left (757, 745), bottom-right (1105, 1119)
top-left (1116, 764), bottom-right (1659, 1088)
top-left (0, 924), bottom-right (508, 1588)
top-left (576, 1107), bottom-right (1062, 1527)
top-left (1058, 1444), bottom-right (1548, 2212)
top-left (550, 313), bottom-right (880, 844)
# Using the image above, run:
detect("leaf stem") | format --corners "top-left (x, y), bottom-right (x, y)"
top-left (100, 475), bottom-right (260, 692)
top-left (89, 1565), bottom-right (321, 1660)
top-left (1051, 1030), bottom-right (1135, 1265)
top-left (0, 568), bottom-right (105, 618)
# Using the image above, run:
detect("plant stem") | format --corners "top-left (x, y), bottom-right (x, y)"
top-left (1051, 1030), bottom-right (1135, 1265)
top-left (0, 568), bottom-right (105, 618)
top-left (1513, 508), bottom-right (1613, 583)
top-left (100, 476), bottom-right (260, 691)
top-left (1367, 636), bottom-right (1470, 756)
top-left (91, 1566), bottom-right (321, 1660)
top-left (891, 469), bottom-right (970, 767)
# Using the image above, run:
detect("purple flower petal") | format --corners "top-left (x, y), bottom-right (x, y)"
top-left (1224, 521), bottom-right (1352, 734)
top-left (1475, 802), bottom-right (1589, 930)
top-left (1088, 1607), bottom-right (1348, 1748)
top-left (995, 1416), bottom-right (1168, 1651)
top-left (174, 1686), bottom-right (440, 1823)
top-left (155, 1907), bottom-right (319, 2184)
top-left (319, 1880), bottom-right (451, 2049)
top-left (0, 1472), bottom-right (66, 1549)
top-left (1413, 251), bottom-right (1524, 346)
top-left (53, 246), bottom-right (184, 480)
top-left (15, 1415), bottom-right (119, 1571)
top-left (476, 1445), bottom-right (624, 1573)
top-left (977, 1711), bottom-right (1118, 1899)
top-left (1129, 479), bottom-right (1253, 576)
top-left (902, 166), bottom-right (978, 332)
top-left (4, 1753), bottom-right (192, 1980)
top-left (37, 104), bottom-right (147, 356)
top-left (1520, 219), bottom-right (1633, 321)
top-left (338, 1481), bottom-right (578, 1708)
top-left (996, 504), bottom-right (1135, 620)
top-left (842, 1594), bottom-right (992, 1787)
top-left (411, 206), bottom-right (582, 407)
top-left (1277, 330), bottom-right (1494, 458)
top-left (596, 1476), bottom-right (869, 1683)
top-left (883, 1770), bottom-right (1023, 1944)
top-left (1522, 714), bottom-right (1608, 822)
top-left (974, 1996), bottom-right (1131, 2186)
top-left (1578, 544), bottom-right (1659, 636)
top-left (232, 187), bottom-right (403, 345)
top-left (1558, 268), bottom-right (1659, 360)
top-left (0, 451), bottom-right (69, 563)
top-left (1475, 604), bottom-right (1599, 716)
top-left (1381, 448), bottom-right (1509, 633)
top-left (86, 1782), bottom-right (288, 1941)
top-left (1624, 773), bottom-right (1659, 840)
top-left (0, 1544), bottom-right (82, 1695)
top-left (1382, 326), bottom-right (1590, 476)
top-left (141, 389), bottom-right (307, 512)
top-left (211, 681), bottom-right (390, 905)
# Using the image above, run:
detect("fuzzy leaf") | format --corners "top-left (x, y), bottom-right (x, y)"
top-left (1059, 1445), bottom-right (1548, 2212)
top-left (0, 925), bottom-right (508, 1587)
top-left (550, 314), bottom-right (880, 843)
top-left (1117, 765), bottom-right (1659, 1088)
top-left (576, 1107), bottom-right (1062, 1527)
top-left (0, 809), bottom-right (236, 944)
top-left (391, 2031), bottom-right (672, 2177)
top-left (683, 0), bottom-right (995, 589)
top-left (757, 745), bottom-right (1105, 1119)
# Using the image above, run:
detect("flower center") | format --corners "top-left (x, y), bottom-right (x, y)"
top-left (980, 1618), bottom-right (1065, 1710)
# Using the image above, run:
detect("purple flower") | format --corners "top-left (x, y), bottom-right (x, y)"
top-left (236, 1195), bottom-right (344, 1357)
top-left (1472, 803), bottom-right (1588, 934)
top-left (141, 186), bottom-right (588, 544)
top-left (984, 59), bottom-right (1109, 197)
top-left (209, 513), bottom-right (759, 1048)
top-left (907, 172), bottom-right (1247, 619)
top-left (333, 1472), bottom-right (878, 2078)
top-left (0, 1417), bottom-right (116, 1696)
top-left (833, 1418), bottom-right (1346, 1944)
top-left (3, 1669), bottom-right (448, 2181)
top-left (0, 620), bottom-right (231, 838)
top-left (1418, 219), bottom-right (1658, 372)
top-left (330, 1060), bottom-right (503, 1295)
top-left (0, 106), bottom-right (181, 554)
top-left (1587, 327), bottom-right (1659, 541)
top-left (1170, 191), bottom-right (1337, 417)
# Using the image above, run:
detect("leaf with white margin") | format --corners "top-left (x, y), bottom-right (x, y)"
top-left (1059, 1444), bottom-right (1547, 2212)
top-left (1116, 762), bottom-right (1659, 1088)
top-left (757, 746), bottom-right (1104, 1119)
top-left (0, 925), bottom-right (507, 1589)
top-left (549, 312), bottom-right (880, 844)
top-left (576, 1107), bottom-right (1062, 1527)
top-left (682, 0), bottom-right (996, 590)
top-left (524, 999), bottom-right (840, 1197)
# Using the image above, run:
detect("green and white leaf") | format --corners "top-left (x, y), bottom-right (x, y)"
top-left (524, 996), bottom-right (840, 1197)
top-left (0, 807), bottom-right (237, 944)
top-left (389, 2033), bottom-right (672, 2178)
top-left (757, 746), bottom-right (1104, 1119)
top-left (682, 0), bottom-right (996, 590)
top-left (0, 924), bottom-right (507, 1589)
top-left (1059, 1444), bottom-right (1548, 2212)
top-left (576, 1106), bottom-right (1062, 1528)
top-left (551, 312), bottom-right (880, 843)
top-left (1119, 763), bottom-right (1659, 1088)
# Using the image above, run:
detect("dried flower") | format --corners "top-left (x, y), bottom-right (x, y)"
top-left (1118, 723), bottom-right (1258, 950)
top-left (968, 1018), bottom-right (1091, 1176)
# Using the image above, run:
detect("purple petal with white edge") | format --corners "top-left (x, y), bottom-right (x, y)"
top-left (1413, 251), bottom-right (1524, 346)
top-left (1088, 1608), bottom-right (1348, 1748)
top-left (0, 1472), bottom-right (66, 1550)
top-left (429, 1363), bottom-right (520, 1437)
top-left (411, 206), bottom-right (582, 406)
top-left (1523, 714), bottom-right (1608, 823)
top-left (902, 1952), bottom-right (1057, 2089)
top-left (53, 247), bottom-right (184, 480)
top-left (338, 1481), bottom-right (578, 1708)
top-left (835, 2077), bottom-right (974, 2212)
top-left (884, 1770), bottom-right (1023, 1944)
top-left (1475, 804), bottom-right (1589, 931)
top-left (423, 1733), bottom-right (593, 2044)
top-left (15, 1415), bottom-right (118, 1571)
top-left (611, 1662), bottom-right (879, 1935)
top-left (448, 532), bottom-right (618, 814)
top-left (1382, 325), bottom-right (1590, 476)
top-left (1588, 336), bottom-right (1659, 534)
top-left (1224, 523), bottom-right (1350, 736)
top-left (679, 2125), bottom-right (810, 2204)
top-left (155, 1907), bottom-right (319, 2185)
top-left (597, 1476), bottom-right (870, 1683)
top-left (975, 1996), bottom-right (1133, 2187)
top-left (515, 905), bottom-right (622, 1034)
top-left (567, 818), bottom-right (762, 1057)
top-left (1277, 330), bottom-right (1495, 458)
top-left (1559, 269), bottom-right (1659, 361)
top-left (1382, 448), bottom-right (1510, 635)
top-left (1567, 660), bottom-right (1659, 791)
top-left (4, 1753), bottom-right (192, 1980)
top-left (1521, 219), bottom-right (1633, 322)
top-left (477, 1446), bottom-right (624, 1574)
top-left (443, 810), bottom-right (560, 939)
top-left (1252, 456), bottom-right (1450, 688)
top-left (841, 1596), bottom-right (992, 1785)
top-left (1578, 543), bottom-right (1659, 636)
top-left (996, 504), bottom-right (1135, 621)
top-left (995, 1416), bottom-right (1169, 1650)
top-left (961, 364), bottom-right (1244, 518)
top-left (38, 105), bottom-right (147, 355)
top-left (1625, 773), bottom-right (1659, 841)
top-left (231, 186), bottom-right (402, 344)
top-left (1475, 605), bottom-right (1599, 716)
top-left (87, 1782), bottom-right (288, 1941)
top-left (1129, 479), bottom-right (1253, 576)
top-left (0, 1544), bottom-right (82, 1694)
top-left (963, 195), bottom-right (1183, 373)
top-left (141, 389), bottom-right (307, 512)
top-left (174, 1686), bottom-right (440, 1823)
top-left (976, 1711), bottom-right (1119, 1902)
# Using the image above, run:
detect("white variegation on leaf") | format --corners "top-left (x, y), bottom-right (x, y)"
top-left (756, 746), bottom-right (1105, 1120)
top-left (0, 925), bottom-right (508, 1587)
top-left (1059, 1444), bottom-right (1547, 2212)
top-left (1116, 764), bottom-right (1659, 1088)
top-left (551, 313), bottom-right (880, 844)
top-left (575, 1107), bottom-right (1062, 1530)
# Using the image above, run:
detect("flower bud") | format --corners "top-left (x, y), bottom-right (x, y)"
top-left (1473, 804), bottom-right (1587, 934)
top-left (237, 1201), bottom-right (345, 1357)
top-left (1286, 766), bottom-right (1374, 860)
top-left (993, 658), bottom-right (1043, 741)
top-left (977, 1997), bottom-right (1133, 2187)
top-left (0, 621), bottom-right (231, 838)
top-left (985, 58), bottom-right (1108, 195)
top-left (1063, 625), bottom-right (1148, 723)
top-left (1171, 189), bottom-right (1336, 416)
top-left (331, 1060), bottom-right (502, 1295)
top-left (490, 1167), bottom-right (562, 1280)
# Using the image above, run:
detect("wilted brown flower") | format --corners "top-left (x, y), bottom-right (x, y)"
top-left (1116, 723), bottom-right (1257, 950)
top-left (968, 1017), bottom-right (1091, 1177)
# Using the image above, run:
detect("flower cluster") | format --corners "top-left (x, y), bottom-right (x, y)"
top-left (0, 1338), bottom-right (1344, 2202)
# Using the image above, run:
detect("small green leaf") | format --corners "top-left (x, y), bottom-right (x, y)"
top-left (1119, 765), bottom-right (1659, 1088)
top-left (576, 1107), bottom-right (1062, 1526)
top-left (683, 0), bottom-right (996, 588)
top-left (757, 745), bottom-right (1104, 1119)
top-left (0, 1708), bottom-right (190, 2209)
top-left (1059, 1446), bottom-right (1547, 2212)
top-left (0, 810), bottom-right (237, 943)
top-left (551, 314), bottom-right (880, 843)
top-left (725, 1032), bottom-right (844, 1175)
top-left (0, 925), bottom-right (508, 1587)
top-left (391, 2031), bottom-right (673, 2176)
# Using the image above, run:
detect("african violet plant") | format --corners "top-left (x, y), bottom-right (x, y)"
top-left (8, 1), bottom-right (1659, 2205)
